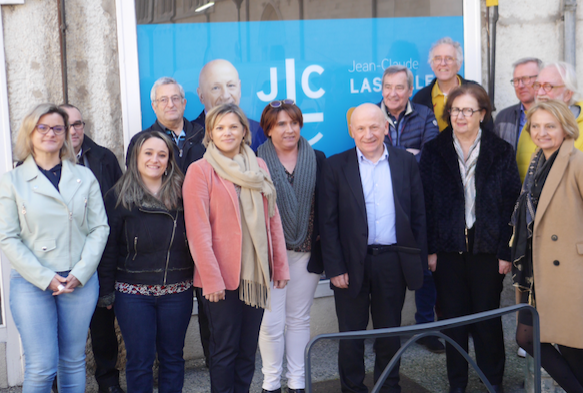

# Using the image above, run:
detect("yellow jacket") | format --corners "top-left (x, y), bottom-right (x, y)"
top-left (516, 101), bottom-right (583, 182)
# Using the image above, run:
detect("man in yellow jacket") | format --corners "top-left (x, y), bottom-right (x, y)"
top-left (516, 61), bottom-right (583, 181)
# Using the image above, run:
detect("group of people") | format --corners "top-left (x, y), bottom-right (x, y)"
top-left (0, 36), bottom-right (581, 393)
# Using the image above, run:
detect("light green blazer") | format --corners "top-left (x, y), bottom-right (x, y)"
top-left (0, 155), bottom-right (109, 290)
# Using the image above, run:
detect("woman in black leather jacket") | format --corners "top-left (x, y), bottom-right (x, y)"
top-left (98, 131), bottom-right (194, 393)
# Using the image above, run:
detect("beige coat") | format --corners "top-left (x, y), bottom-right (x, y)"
top-left (532, 138), bottom-right (583, 348)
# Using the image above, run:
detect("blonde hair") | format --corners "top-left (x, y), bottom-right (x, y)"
top-left (14, 103), bottom-right (75, 163)
top-left (114, 131), bottom-right (184, 211)
top-left (203, 103), bottom-right (251, 148)
top-left (526, 100), bottom-right (579, 140)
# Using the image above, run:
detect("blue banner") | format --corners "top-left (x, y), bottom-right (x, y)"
top-left (137, 17), bottom-right (463, 156)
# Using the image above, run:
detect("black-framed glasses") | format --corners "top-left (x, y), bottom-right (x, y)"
top-left (36, 124), bottom-right (66, 135)
top-left (269, 99), bottom-right (295, 108)
top-left (70, 121), bottom-right (85, 130)
top-left (155, 95), bottom-right (183, 106)
top-left (510, 75), bottom-right (538, 87)
top-left (449, 107), bottom-right (482, 117)
top-left (532, 82), bottom-right (565, 93)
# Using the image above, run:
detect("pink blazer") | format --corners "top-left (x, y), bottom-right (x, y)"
top-left (183, 157), bottom-right (289, 296)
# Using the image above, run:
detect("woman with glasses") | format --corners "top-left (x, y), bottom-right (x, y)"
top-left (183, 103), bottom-right (289, 393)
top-left (512, 100), bottom-right (583, 392)
top-left (256, 100), bottom-right (325, 393)
top-left (420, 85), bottom-right (521, 393)
top-left (0, 103), bottom-right (109, 392)
top-left (98, 131), bottom-right (194, 392)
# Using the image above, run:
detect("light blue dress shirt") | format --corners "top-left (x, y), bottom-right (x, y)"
top-left (356, 145), bottom-right (397, 246)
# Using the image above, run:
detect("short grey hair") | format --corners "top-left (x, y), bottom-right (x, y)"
top-left (382, 65), bottom-right (414, 89)
top-left (546, 61), bottom-right (581, 104)
top-left (512, 57), bottom-right (543, 71)
top-left (428, 37), bottom-right (463, 65)
top-left (150, 76), bottom-right (185, 103)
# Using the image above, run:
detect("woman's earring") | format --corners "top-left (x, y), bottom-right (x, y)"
top-left (165, 169), bottom-right (168, 176)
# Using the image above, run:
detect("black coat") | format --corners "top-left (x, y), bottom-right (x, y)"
top-left (303, 150), bottom-right (326, 274)
top-left (79, 136), bottom-right (123, 197)
top-left (419, 128), bottom-right (521, 261)
top-left (320, 145), bottom-right (427, 297)
top-left (98, 191), bottom-right (194, 300)
top-left (126, 118), bottom-right (205, 174)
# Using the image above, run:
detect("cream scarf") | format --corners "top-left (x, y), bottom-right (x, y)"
top-left (204, 142), bottom-right (277, 309)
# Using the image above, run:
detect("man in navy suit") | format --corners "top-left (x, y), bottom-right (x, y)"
top-left (194, 59), bottom-right (267, 151)
top-left (320, 103), bottom-right (427, 393)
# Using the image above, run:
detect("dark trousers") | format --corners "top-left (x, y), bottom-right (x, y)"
top-left (115, 288), bottom-right (193, 393)
top-left (414, 269), bottom-right (437, 324)
top-left (433, 250), bottom-right (505, 389)
top-left (90, 306), bottom-right (120, 390)
top-left (203, 289), bottom-right (264, 393)
top-left (195, 287), bottom-right (211, 364)
top-left (334, 251), bottom-right (407, 393)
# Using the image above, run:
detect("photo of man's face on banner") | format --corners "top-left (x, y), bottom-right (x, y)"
top-left (136, 2), bottom-right (463, 156)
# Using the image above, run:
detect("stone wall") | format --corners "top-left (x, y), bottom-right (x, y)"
top-left (493, 0), bottom-right (583, 113)
top-left (2, 0), bottom-right (124, 164)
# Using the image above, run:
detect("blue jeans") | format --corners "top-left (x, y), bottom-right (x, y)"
top-left (114, 287), bottom-right (193, 393)
top-left (9, 270), bottom-right (98, 393)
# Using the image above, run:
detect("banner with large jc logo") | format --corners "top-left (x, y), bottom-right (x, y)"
top-left (137, 16), bottom-right (463, 157)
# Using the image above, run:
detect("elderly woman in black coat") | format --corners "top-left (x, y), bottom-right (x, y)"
top-left (419, 84), bottom-right (521, 393)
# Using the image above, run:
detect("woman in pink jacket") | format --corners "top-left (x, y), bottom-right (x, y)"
top-left (183, 103), bottom-right (289, 393)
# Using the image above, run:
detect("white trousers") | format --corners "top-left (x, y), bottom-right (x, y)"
top-left (259, 250), bottom-right (321, 390)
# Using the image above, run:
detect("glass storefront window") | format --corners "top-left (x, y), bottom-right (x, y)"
top-left (133, 0), bottom-right (464, 156)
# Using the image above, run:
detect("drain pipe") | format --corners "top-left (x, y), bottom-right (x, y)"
top-left (486, 0), bottom-right (498, 111)
top-left (58, 0), bottom-right (68, 104)
top-left (564, 0), bottom-right (577, 67)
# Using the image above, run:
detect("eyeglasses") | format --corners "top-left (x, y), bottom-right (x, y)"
top-left (36, 124), bottom-right (66, 135)
top-left (431, 56), bottom-right (457, 65)
top-left (155, 95), bottom-right (183, 106)
top-left (532, 82), bottom-right (565, 93)
top-left (269, 99), bottom-right (295, 108)
top-left (510, 75), bottom-right (538, 87)
top-left (70, 121), bottom-right (85, 130)
top-left (449, 107), bottom-right (482, 117)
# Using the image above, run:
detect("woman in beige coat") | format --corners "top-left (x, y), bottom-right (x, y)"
top-left (511, 100), bottom-right (583, 393)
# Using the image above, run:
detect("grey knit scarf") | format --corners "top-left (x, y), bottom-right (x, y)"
top-left (258, 136), bottom-right (316, 249)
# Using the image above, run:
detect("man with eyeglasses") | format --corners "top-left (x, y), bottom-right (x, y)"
top-left (126, 76), bottom-right (205, 171)
top-left (515, 61), bottom-right (583, 181)
top-left (413, 37), bottom-right (480, 132)
top-left (494, 58), bottom-right (542, 151)
top-left (59, 104), bottom-right (124, 393)
top-left (194, 59), bottom-right (267, 151)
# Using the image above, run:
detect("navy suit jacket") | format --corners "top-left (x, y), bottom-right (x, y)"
top-left (319, 144), bottom-right (427, 297)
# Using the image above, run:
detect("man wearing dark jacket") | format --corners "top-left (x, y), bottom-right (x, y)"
top-left (412, 37), bottom-right (479, 132)
top-left (126, 77), bottom-right (205, 172)
top-left (377, 65), bottom-right (442, 354)
top-left (494, 58), bottom-right (542, 150)
top-left (61, 104), bottom-right (123, 393)
top-left (378, 65), bottom-right (439, 162)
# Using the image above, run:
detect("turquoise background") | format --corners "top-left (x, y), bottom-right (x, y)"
top-left (137, 17), bottom-right (463, 156)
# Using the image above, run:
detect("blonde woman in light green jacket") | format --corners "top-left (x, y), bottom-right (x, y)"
top-left (0, 103), bottom-right (109, 393)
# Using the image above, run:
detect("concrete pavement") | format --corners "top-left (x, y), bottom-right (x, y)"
top-left (0, 275), bottom-right (530, 392)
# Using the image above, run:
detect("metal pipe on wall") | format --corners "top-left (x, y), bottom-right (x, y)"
top-left (564, 0), bottom-right (577, 67)
top-left (58, 0), bottom-right (68, 104)
top-left (486, 0), bottom-right (498, 110)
